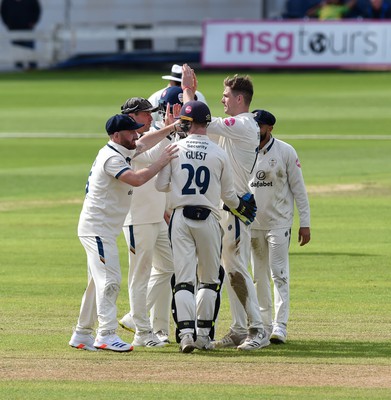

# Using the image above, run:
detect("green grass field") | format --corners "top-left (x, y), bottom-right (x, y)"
top-left (0, 69), bottom-right (390, 399)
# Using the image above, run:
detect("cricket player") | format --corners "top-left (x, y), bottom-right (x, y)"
top-left (118, 97), bottom-right (176, 347)
top-left (155, 101), bottom-right (257, 353)
top-left (250, 110), bottom-right (310, 344)
top-left (181, 64), bottom-right (269, 351)
top-left (69, 114), bottom-right (178, 352)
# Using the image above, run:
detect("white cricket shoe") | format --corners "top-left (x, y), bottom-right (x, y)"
top-left (214, 329), bottom-right (247, 348)
top-left (155, 330), bottom-right (170, 344)
top-left (132, 331), bottom-right (167, 348)
top-left (94, 333), bottom-right (133, 352)
top-left (69, 331), bottom-right (97, 351)
top-left (194, 335), bottom-right (215, 350)
top-left (119, 313), bottom-right (136, 333)
top-left (180, 333), bottom-right (195, 353)
top-left (270, 326), bottom-right (287, 344)
top-left (237, 328), bottom-right (270, 351)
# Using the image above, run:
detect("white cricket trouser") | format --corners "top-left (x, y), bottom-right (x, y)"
top-left (76, 236), bottom-right (122, 334)
top-left (220, 210), bottom-right (263, 334)
top-left (170, 208), bottom-right (223, 339)
top-left (123, 221), bottom-right (174, 334)
top-left (250, 228), bottom-right (291, 329)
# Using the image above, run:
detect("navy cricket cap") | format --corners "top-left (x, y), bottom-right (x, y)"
top-left (121, 97), bottom-right (158, 114)
top-left (180, 101), bottom-right (211, 124)
top-left (105, 114), bottom-right (144, 135)
top-left (158, 86), bottom-right (184, 112)
top-left (252, 109), bottom-right (276, 126)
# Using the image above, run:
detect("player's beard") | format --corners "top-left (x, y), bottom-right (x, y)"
top-left (118, 132), bottom-right (138, 150)
top-left (123, 138), bottom-right (137, 150)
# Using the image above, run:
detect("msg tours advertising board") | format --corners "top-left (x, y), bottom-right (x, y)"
top-left (202, 20), bottom-right (391, 68)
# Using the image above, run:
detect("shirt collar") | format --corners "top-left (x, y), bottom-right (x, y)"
top-left (259, 136), bottom-right (275, 155)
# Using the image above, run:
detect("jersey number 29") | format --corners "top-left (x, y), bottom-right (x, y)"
top-left (181, 164), bottom-right (210, 195)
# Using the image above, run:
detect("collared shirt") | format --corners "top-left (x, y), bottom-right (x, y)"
top-left (250, 137), bottom-right (310, 230)
top-left (78, 141), bottom-right (135, 237)
top-left (155, 134), bottom-right (239, 219)
top-left (123, 133), bottom-right (172, 226)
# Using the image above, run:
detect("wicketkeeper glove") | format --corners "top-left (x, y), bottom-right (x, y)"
top-left (223, 193), bottom-right (257, 225)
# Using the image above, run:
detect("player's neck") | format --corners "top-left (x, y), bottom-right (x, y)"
top-left (259, 134), bottom-right (272, 150)
top-left (189, 130), bottom-right (207, 136)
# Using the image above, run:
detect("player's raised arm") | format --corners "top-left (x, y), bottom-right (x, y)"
top-left (182, 64), bottom-right (197, 103)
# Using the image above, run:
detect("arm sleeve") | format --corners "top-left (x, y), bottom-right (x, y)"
top-left (286, 148), bottom-right (310, 227)
top-left (219, 154), bottom-right (240, 209)
top-left (135, 137), bottom-right (171, 164)
top-left (104, 155), bottom-right (131, 179)
top-left (207, 116), bottom-right (250, 141)
top-left (155, 162), bottom-right (172, 192)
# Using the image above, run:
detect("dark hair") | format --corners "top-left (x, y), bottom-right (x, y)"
top-left (224, 74), bottom-right (254, 105)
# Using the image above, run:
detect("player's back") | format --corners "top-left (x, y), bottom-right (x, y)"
top-left (163, 134), bottom-right (232, 219)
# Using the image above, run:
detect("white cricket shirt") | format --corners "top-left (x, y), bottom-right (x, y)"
top-left (155, 134), bottom-right (239, 219)
top-left (78, 141), bottom-right (135, 237)
top-left (249, 137), bottom-right (310, 230)
top-left (123, 138), bottom-right (171, 226)
top-left (207, 113), bottom-right (260, 197)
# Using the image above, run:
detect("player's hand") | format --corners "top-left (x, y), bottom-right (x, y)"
top-left (164, 102), bottom-right (173, 125)
top-left (172, 103), bottom-right (182, 119)
top-left (226, 193), bottom-right (257, 226)
top-left (158, 144), bottom-right (178, 167)
top-left (182, 64), bottom-right (197, 97)
top-left (165, 103), bottom-right (182, 126)
top-left (164, 210), bottom-right (172, 225)
top-left (298, 227), bottom-right (310, 246)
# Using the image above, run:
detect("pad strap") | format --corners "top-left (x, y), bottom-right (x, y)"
top-left (173, 282), bottom-right (194, 294)
top-left (177, 320), bottom-right (196, 331)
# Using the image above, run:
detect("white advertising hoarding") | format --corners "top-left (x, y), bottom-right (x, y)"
top-left (202, 20), bottom-right (391, 68)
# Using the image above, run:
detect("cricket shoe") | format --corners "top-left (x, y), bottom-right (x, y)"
top-left (194, 335), bottom-right (215, 350)
top-left (214, 329), bottom-right (247, 348)
top-left (154, 330), bottom-right (170, 344)
top-left (94, 332), bottom-right (133, 352)
top-left (237, 328), bottom-right (270, 351)
top-left (270, 326), bottom-right (287, 344)
top-left (69, 331), bottom-right (97, 351)
top-left (180, 333), bottom-right (195, 353)
top-left (119, 313), bottom-right (136, 333)
top-left (132, 331), bottom-right (167, 348)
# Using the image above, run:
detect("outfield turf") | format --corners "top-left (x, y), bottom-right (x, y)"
top-left (0, 69), bottom-right (390, 399)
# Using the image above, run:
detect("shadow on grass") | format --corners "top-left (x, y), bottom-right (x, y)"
top-left (194, 340), bottom-right (391, 359)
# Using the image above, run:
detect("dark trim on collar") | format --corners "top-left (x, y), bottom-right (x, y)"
top-left (107, 143), bottom-right (131, 164)
top-left (106, 143), bottom-right (121, 155)
top-left (250, 146), bottom-right (259, 175)
top-left (259, 137), bottom-right (275, 155)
